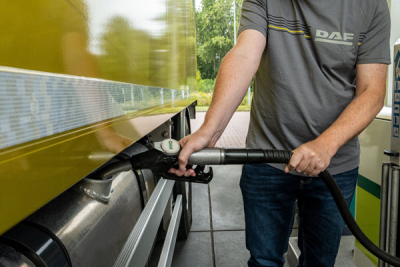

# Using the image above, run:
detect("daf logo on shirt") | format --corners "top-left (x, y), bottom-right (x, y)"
top-left (315, 29), bottom-right (354, 46)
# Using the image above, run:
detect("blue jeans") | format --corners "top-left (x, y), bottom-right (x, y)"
top-left (240, 164), bottom-right (358, 267)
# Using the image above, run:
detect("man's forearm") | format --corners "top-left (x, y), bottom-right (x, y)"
top-left (201, 48), bottom-right (259, 143)
top-left (195, 30), bottom-right (266, 145)
top-left (317, 86), bottom-right (385, 155)
top-left (317, 64), bottom-right (387, 155)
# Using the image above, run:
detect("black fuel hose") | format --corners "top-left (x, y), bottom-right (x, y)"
top-left (224, 149), bottom-right (292, 164)
top-left (191, 148), bottom-right (400, 265)
top-left (319, 170), bottom-right (400, 266)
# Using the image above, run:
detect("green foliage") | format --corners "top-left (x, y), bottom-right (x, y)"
top-left (194, 0), bottom-right (252, 111)
top-left (197, 55), bottom-right (214, 80)
top-left (196, 0), bottom-right (242, 80)
top-left (240, 92), bottom-right (251, 106)
top-left (197, 79), bottom-right (215, 93)
top-left (196, 69), bottom-right (202, 84)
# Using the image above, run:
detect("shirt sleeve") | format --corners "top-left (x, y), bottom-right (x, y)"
top-left (357, 0), bottom-right (391, 64)
top-left (238, 0), bottom-right (268, 38)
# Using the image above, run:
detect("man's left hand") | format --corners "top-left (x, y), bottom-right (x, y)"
top-left (285, 139), bottom-right (336, 176)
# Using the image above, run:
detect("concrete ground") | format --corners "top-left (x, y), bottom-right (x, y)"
top-left (149, 112), bottom-right (354, 267)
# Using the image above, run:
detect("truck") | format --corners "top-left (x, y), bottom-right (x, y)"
top-left (0, 0), bottom-right (197, 266)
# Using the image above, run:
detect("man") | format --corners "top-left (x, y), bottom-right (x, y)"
top-left (170, 0), bottom-right (390, 266)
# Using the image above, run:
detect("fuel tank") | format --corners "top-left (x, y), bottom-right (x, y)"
top-left (0, 143), bottom-right (155, 267)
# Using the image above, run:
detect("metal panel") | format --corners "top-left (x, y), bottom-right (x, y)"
top-left (390, 40), bottom-right (400, 164)
top-left (389, 166), bottom-right (400, 266)
top-left (0, 101), bottom-right (194, 235)
top-left (0, 0), bottom-right (197, 234)
top-left (158, 195), bottom-right (183, 267)
top-left (379, 163), bottom-right (391, 267)
top-left (0, 68), bottom-right (188, 150)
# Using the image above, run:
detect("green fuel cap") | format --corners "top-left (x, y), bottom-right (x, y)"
top-left (161, 139), bottom-right (181, 155)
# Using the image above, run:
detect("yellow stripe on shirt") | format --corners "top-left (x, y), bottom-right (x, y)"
top-left (268, 25), bottom-right (311, 39)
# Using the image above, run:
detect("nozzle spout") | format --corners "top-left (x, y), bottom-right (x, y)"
top-left (188, 148), bottom-right (225, 165)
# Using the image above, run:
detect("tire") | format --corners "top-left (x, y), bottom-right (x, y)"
top-left (175, 110), bottom-right (193, 239)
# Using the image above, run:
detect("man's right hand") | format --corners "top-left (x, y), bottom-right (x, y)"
top-left (168, 127), bottom-right (216, 177)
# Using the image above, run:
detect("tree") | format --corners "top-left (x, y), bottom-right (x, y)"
top-left (196, 0), bottom-right (242, 80)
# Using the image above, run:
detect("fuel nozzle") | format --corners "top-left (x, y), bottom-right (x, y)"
top-left (159, 139), bottom-right (292, 184)
top-left (96, 139), bottom-right (291, 183)
top-left (156, 139), bottom-right (214, 184)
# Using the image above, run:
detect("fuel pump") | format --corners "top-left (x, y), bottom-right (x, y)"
top-left (96, 138), bottom-right (400, 266)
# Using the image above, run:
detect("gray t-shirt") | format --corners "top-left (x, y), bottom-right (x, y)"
top-left (238, 0), bottom-right (391, 175)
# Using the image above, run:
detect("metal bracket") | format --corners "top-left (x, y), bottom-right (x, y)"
top-left (148, 120), bottom-right (173, 143)
top-left (113, 179), bottom-right (175, 267)
top-left (384, 150), bottom-right (399, 157)
top-left (79, 177), bottom-right (114, 203)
